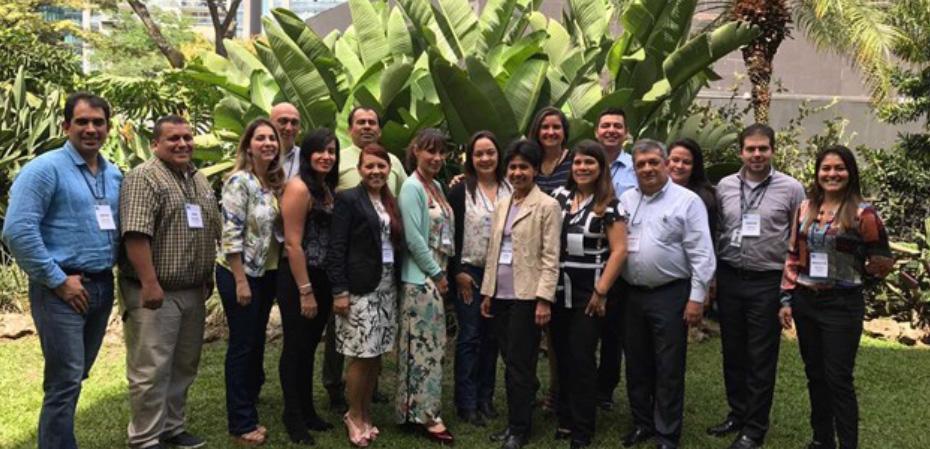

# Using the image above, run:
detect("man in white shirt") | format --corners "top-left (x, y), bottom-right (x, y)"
top-left (618, 139), bottom-right (716, 449)
top-left (271, 102), bottom-right (302, 179)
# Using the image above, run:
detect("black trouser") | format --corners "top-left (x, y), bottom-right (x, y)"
top-left (492, 299), bottom-right (542, 438)
top-left (551, 304), bottom-right (602, 444)
top-left (623, 279), bottom-right (689, 448)
top-left (716, 262), bottom-right (783, 441)
top-left (278, 263), bottom-right (333, 428)
top-left (322, 313), bottom-right (345, 398)
top-left (794, 287), bottom-right (864, 449)
top-left (596, 282), bottom-right (624, 402)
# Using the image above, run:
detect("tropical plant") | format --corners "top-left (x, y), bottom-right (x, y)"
top-left (874, 218), bottom-right (930, 330)
top-left (701, 0), bottom-right (904, 123)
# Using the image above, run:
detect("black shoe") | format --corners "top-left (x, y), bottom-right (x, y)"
top-left (329, 394), bottom-right (348, 414)
top-left (656, 444), bottom-right (676, 449)
top-left (727, 435), bottom-right (761, 449)
top-left (622, 427), bottom-right (654, 447)
top-left (554, 428), bottom-right (572, 440)
top-left (597, 399), bottom-right (614, 411)
top-left (283, 415), bottom-right (315, 445)
top-left (490, 428), bottom-right (512, 442)
top-left (478, 401), bottom-right (499, 419)
top-left (457, 408), bottom-right (487, 427)
top-left (807, 441), bottom-right (835, 449)
top-left (372, 389), bottom-right (389, 404)
top-left (161, 431), bottom-right (206, 449)
top-left (707, 417), bottom-right (743, 437)
top-left (501, 434), bottom-right (527, 449)
top-left (570, 438), bottom-right (592, 448)
top-left (304, 414), bottom-right (334, 432)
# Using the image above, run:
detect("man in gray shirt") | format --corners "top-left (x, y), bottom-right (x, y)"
top-left (707, 124), bottom-right (805, 449)
top-left (271, 102), bottom-right (302, 179)
top-left (618, 139), bottom-right (716, 449)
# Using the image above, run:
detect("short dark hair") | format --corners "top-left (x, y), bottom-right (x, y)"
top-left (596, 107), bottom-right (626, 126)
top-left (64, 92), bottom-right (111, 123)
top-left (405, 128), bottom-right (449, 172)
top-left (739, 123), bottom-right (776, 151)
top-left (504, 139), bottom-right (543, 171)
top-left (347, 106), bottom-right (382, 127)
top-left (528, 106), bottom-right (569, 148)
top-left (153, 115), bottom-right (190, 140)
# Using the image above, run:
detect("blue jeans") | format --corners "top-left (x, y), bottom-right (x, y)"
top-left (452, 265), bottom-right (499, 411)
top-left (29, 274), bottom-right (114, 449)
top-left (216, 266), bottom-right (276, 435)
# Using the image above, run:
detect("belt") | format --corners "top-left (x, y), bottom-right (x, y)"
top-left (797, 284), bottom-right (863, 298)
top-left (626, 278), bottom-right (689, 292)
top-left (62, 268), bottom-right (113, 282)
top-left (722, 261), bottom-right (782, 281)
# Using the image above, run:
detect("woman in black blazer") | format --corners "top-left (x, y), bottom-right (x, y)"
top-left (326, 144), bottom-right (404, 447)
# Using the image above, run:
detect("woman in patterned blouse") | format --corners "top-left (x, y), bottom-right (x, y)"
top-left (216, 118), bottom-right (285, 445)
top-left (278, 128), bottom-right (340, 445)
top-left (550, 141), bottom-right (628, 448)
top-left (778, 146), bottom-right (893, 449)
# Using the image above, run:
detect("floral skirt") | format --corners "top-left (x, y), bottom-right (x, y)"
top-left (395, 280), bottom-right (446, 424)
top-left (335, 265), bottom-right (397, 358)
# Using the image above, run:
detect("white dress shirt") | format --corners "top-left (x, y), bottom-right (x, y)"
top-left (620, 179), bottom-right (716, 302)
top-left (284, 145), bottom-right (301, 180)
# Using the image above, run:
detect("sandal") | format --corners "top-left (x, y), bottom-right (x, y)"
top-left (232, 429), bottom-right (266, 446)
top-left (365, 424), bottom-right (380, 440)
top-left (343, 414), bottom-right (370, 447)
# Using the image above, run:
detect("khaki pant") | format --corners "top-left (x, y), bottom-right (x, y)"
top-left (120, 278), bottom-right (206, 448)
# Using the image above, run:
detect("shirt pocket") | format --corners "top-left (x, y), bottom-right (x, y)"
top-left (652, 213), bottom-right (684, 244)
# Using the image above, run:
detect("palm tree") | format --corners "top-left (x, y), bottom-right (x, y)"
top-left (701, 0), bottom-right (904, 124)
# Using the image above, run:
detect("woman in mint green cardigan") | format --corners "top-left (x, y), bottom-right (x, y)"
top-left (395, 129), bottom-right (455, 444)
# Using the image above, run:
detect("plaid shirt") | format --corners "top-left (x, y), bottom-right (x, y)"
top-left (118, 158), bottom-right (221, 290)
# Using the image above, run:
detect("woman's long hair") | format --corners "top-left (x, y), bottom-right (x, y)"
top-left (230, 118), bottom-right (285, 195)
top-left (669, 138), bottom-right (713, 193)
top-left (405, 127), bottom-right (449, 173)
top-left (565, 140), bottom-right (616, 215)
top-left (463, 130), bottom-right (506, 202)
top-left (359, 144), bottom-right (404, 246)
top-left (804, 145), bottom-right (863, 233)
top-left (298, 128), bottom-right (340, 203)
top-left (528, 106), bottom-right (570, 150)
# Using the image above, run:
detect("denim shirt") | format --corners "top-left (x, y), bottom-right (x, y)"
top-left (609, 151), bottom-right (637, 197)
top-left (2, 142), bottom-right (122, 288)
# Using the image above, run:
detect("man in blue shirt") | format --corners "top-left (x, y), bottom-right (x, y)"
top-left (593, 107), bottom-right (636, 411)
top-left (2, 92), bottom-right (121, 449)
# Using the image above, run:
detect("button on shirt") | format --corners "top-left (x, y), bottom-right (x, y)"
top-left (716, 169), bottom-right (805, 271)
top-left (620, 180), bottom-right (716, 302)
top-left (609, 151), bottom-right (637, 197)
top-left (2, 142), bottom-right (122, 288)
top-left (337, 144), bottom-right (407, 193)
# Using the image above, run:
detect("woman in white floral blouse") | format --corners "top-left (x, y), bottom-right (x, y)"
top-left (216, 118), bottom-right (285, 445)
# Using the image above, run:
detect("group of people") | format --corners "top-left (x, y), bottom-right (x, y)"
top-left (2, 92), bottom-right (893, 449)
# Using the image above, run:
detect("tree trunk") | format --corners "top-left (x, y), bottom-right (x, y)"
top-left (205, 0), bottom-right (243, 57)
top-left (731, 0), bottom-right (791, 124)
top-left (125, 0), bottom-right (186, 68)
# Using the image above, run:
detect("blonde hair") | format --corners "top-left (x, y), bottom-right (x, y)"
top-left (230, 118), bottom-right (286, 194)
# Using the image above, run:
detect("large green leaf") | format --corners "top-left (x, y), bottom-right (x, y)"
top-left (270, 8), bottom-right (346, 106)
top-left (431, 0), bottom-right (479, 60)
top-left (503, 56), bottom-right (549, 134)
top-left (380, 61), bottom-right (414, 112)
top-left (568, 0), bottom-right (610, 45)
top-left (464, 56), bottom-right (520, 142)
top-left (348, 0), bottom-right (390, 67)
top-left (475, 0), bottom-right (518, 56)
top-left (428, 52), bottom-right (509, 143)
top-left (387, 8), bottom-right (415, 59)
top-left (224, 39), bottom-right (266, 77)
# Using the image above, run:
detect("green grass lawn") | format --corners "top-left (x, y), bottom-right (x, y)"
top-left (1, 333), bottom-right (928, 449)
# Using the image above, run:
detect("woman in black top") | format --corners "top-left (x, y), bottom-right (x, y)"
top-left (668, 138), bottom-right (719, 240)
top-left (447, 131), bottom-right (511, 425)
top-left (326, 144), bottom-right (405, 447)
top-left (550, 141), bottom-right (628, 448)
top-left (278, 129), bottom-right (339, 445)
top-left (529, 106), bottom-right (573, 195)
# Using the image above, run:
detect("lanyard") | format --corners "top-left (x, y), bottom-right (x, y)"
top-left (77, 164), bottom-right (107, 202)
top-left (629, 193), bottom-right (646, 225)
top-left (739, 176), bottom-right (771, 213)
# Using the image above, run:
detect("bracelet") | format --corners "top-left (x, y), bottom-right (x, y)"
top-left (299, 283), bottom-right (313, 295)
top-left (594, 287), bottom-right (607, 297)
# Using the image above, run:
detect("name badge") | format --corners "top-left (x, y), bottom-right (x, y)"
top-left (741, 213), bottom-right (761, 237)
top-left (185, 203), bottom-right (204, 229)
top-left (94, 204), bottom-right (116, 231)
top-left (729, 229), bottom-right (742, 247)
top-left (499, 238), bottom-right (514, 265)
top-left (810, 252), bottom-right (829, 278)
top-left (567, 233), bottom-right (585, 256)
top-left (627, 233), bottom-right (641, 253)
top-left (381, 240), bottom-right (394, 263)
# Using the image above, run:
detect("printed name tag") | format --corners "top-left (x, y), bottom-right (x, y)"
top-left (741, 213), bottom-right (761, 237)
top-left (381, 241), bottom-right (394, 263)
top-left (94, 204), bottom-right (116, 230)
top-left (810, 252), bottom-right (829, 278)
top-left (567, 233), bottom-right (585, 256)
top-left (499, 238), bottom-right (514, 264)
top-left (627, 233), bottom-right (641, 253)
top-left (185, 203), bottom-right (204, 229)
top-left (729, 229), bottom-right (742, 247)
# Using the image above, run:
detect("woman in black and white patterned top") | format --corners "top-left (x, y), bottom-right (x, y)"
top-left (550, 140), bottom-right (629, 448)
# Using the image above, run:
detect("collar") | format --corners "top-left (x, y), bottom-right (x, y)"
top-left (609, 150), bottom-right (633, 169)
top-left (737, 166), bottom-right (775, 184)
top-left (287, 145), bottom-right (299, 160)
top-left (64, 141), bottom-right (106, 170)
top-left (636, 177), bottom-right (672, 202)
top-left (155, 157), bottom-right (196, 178)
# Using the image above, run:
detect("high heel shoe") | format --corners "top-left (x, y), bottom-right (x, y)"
top-left (423, 423), bottom-right (454, 445)
top-left (343, 414), bottom-right (370, 448)
top-left (365, 424), bottom-right (380, 441)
